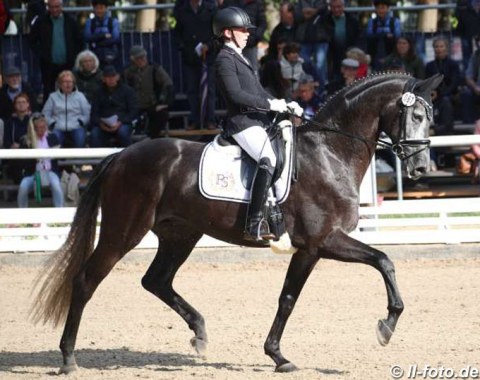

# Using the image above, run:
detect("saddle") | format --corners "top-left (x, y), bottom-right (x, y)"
top-left (199, 120), bottom-right (295, 204)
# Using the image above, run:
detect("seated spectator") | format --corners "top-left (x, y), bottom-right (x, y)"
top-left (326, 58), bottom-right (359, 95)
top-left (425, 36), bottom-right (461, 136)
top-left (123, 45), bottom-right (174, 138)
top-left (74, 49), bottom-right (103, 105)
top-left (345, 47), bottom-right (371, 79)
top-left (365, 0), bottom-right (401, 71)
top-left (455, 0), bottom-right (480, 71)
top-left (295, 74), bottom-right (321, 120)
top-left (0, 66), bottom-right (39, 147)
top-left (42, 70), bottom-right (91, 147)
top-left (90, 65), bottom-right (139, 147)
top-left (461, 35), bottom-right (480, 124)
top-left (17, 113), bottom-right (64, 208)
top-left (3, 93), bottom-right (33, 186)
top-left (280, 41), bottom-right (307, 98)
top-left (383, 36), bottom-right (425, 78)
top-left (260, 59), bottom-right (291, 100)
top-left (83, 0), bottom-right (120, 68)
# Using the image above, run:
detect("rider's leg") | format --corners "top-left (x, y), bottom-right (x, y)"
top-left (233, 126), bottom-right (278, 240)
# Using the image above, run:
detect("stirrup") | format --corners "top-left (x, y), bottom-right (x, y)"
top-left (245, 217), bottom-right (276, 242)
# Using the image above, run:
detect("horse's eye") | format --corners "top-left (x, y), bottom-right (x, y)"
top-left (412, 112), bottom-right (424, 122)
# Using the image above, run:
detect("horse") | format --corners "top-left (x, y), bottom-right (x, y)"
top-left (31, 73), bottom-right (443, 374)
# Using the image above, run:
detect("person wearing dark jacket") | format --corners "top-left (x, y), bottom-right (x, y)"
top-left (455, 0), bottom-right (480, 70)
top-left (213, 7), bottom-right (303, 242)
top-left (174, 0), bottom-right (217, 130)
top-left (90, 65), bottom-right (139, 147)
top-left (28, 0), bottom-right (84, 103)
top-left (425, 36), bottom-right (461, 136)
top-left (323, 0), bottom-right (360, 82)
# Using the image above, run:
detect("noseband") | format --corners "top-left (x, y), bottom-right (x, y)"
top-left (386, 78), bottom-right (433, 161)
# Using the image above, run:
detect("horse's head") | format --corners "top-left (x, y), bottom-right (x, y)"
top-left (383, 74), bottom-right (443, 179)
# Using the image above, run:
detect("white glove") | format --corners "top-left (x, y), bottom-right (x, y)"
top-left (268, 98), bottom-right (288, 113)
top-left (287, 101), bottom-right (304, 117)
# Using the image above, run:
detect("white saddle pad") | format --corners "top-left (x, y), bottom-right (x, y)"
top-left (199, 121), bottom-right (294, 204)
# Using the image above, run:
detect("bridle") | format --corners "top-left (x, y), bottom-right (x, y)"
top-left (383, 78), bottom-right (433, 160)
top-left (295, 78), bottom-right (433, 161)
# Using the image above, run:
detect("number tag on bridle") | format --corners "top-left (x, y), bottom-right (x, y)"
top-left (401, 92), bottom-right (416, 107)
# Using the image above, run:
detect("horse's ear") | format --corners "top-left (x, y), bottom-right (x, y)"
top-left (414, 74), bottom-right (444, 94)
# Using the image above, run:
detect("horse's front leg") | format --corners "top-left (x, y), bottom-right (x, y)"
top-left (322, 230), bottom-right (404, 346)
top-left (264, 250), bottom-right (319, 372)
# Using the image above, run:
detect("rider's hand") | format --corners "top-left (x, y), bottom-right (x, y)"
top-left (287, 101), bottom-right (304, 117)
top-left (268, 98), bottom-right (288, 113)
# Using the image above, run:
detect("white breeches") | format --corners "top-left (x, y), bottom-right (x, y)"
top-left (232, 126), bottom-right (277, 168)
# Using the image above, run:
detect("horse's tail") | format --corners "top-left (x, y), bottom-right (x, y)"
top-left (30, 153), bottom-right (120, 328)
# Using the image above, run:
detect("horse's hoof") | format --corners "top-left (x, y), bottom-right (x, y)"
top-left (58, 363), bottom-right (79, 375)
top-left (190, 337), bottom-right (208, 356)
top-left (275, 362), bottom-right (298, 373)
top-left (376, 319), bottom-right (393, 346)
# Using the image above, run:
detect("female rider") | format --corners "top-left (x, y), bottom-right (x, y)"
top-left (213, 7), bottom-right (303, 241)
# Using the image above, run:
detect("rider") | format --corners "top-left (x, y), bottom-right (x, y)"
top-left (212, 7), bottom-right (303, 242)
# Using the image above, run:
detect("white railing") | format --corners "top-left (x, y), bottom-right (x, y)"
top-left (1, 135), bottom-right (479, 252)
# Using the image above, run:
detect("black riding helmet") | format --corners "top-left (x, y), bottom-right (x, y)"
top-left (212, 7), bottom-right (256, 37)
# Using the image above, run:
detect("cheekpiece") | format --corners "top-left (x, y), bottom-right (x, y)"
top-left (401, 92), bottom-right (416, 107)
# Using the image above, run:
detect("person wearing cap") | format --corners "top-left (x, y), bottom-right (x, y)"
top-left (173, 0), bottom-right (217, 130)
top-left (213, 6), bottom-right (303, 242)
top-left (325, 57), bottom-right (359, 95)
top-left (0, 66), bottom-right (39, 147)
top-left (123, 45), bottom-right (174, 138)
top-left (28, 0), bottom-right (84, 104)
top-left (365, 0), bottom-right (401, 71)
top-left (90, 65), bottom-right (139, 147)
top-left (83, 0), bottom-right (120, 69)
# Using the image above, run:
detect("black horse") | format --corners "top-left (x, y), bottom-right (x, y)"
top-left (31, 73), bottom-right (442, 374)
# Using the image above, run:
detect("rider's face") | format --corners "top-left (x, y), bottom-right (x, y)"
top-left (227, 27), bottom-right (250, 50)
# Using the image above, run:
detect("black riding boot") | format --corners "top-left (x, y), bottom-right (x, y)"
top-left (245, 158), bottom-right (276, 241)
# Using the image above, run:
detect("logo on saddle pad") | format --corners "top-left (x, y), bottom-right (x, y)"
top-left (199, 121), bottom-right (295, 204)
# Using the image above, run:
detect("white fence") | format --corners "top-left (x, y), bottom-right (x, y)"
top-left (1, 137), bottom-right (480, 253)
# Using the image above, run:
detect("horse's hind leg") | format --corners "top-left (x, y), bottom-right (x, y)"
top-left (321, 230), bottom-right (404, 346)
top-left (141, 223), bottom-right (206, 354)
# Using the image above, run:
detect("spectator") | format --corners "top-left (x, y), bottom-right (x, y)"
top-left (17, 113), bottom-right (64, 208)
top-left (455, 0), bottom-right (480, 71)
top-left (90, 65), bottom-right (139, 147)
top-left (28, 0), bottom-right (84, 104)
top-left (461, 35), bottom-right (480, 124)
top-left (345, 47), bottom-right (371, 78)
top-left (425, 36), bottom-right (461, 136)
top-left (295, 74), bottom-right (321, 120)
top-left (174, 0), bottom-right (217, 130)
top-left (0, 66), bottom-right (39, 147)
top-left (269, 2), bottom-right (297, 62)
top-left (42, 70), bottom-right (90, 148)
top-left (365, 0), bottom-right (401, 71)
top-left (25, 0), bottom-right (47, 31)
top-left (294, 0), bottom-right (329, 90)
top-left (3, 93), bottom-right (33, 186)
top-left (123, 45), bottom-right (175, 138)
top-left (383, 36), bottom-right (425, 78)
top-left (0, 0), bottom-right (13, 36)
top-left (323, 0), bottom-right (360, 82)
top-left (73, 49), bottom-right (103, 105)
top-left (222, 0), bottom-right (267, 72)
top-left (260, 59), bottom-right (290, 99)
top-left (280, 41), bottom-right (306, 97)
top-left (83, 0), bottom-right (120, 69)
top-left (325, 57), bottom-right (359, 95)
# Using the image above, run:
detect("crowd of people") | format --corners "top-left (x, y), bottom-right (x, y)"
top-left (1, 0), bottom-right (480, 208)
